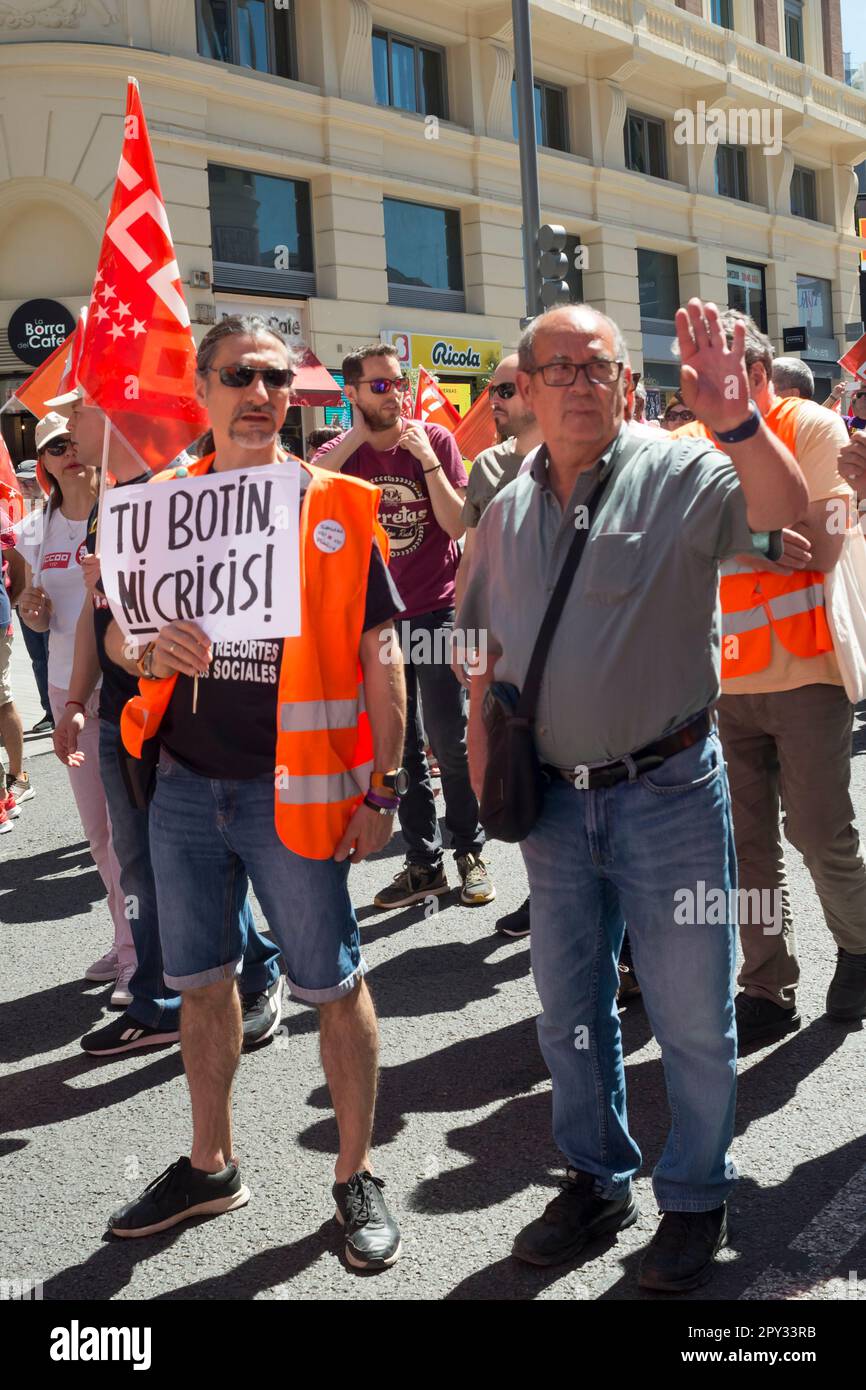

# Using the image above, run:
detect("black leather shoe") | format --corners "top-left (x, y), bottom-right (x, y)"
top-left (638, 1205), bottom-right (727, 1292)
top-left (735, 992), bottom-right (800, 1047)
top-left (496, 897), bottom-right (530, 937)
top-left (826, 948), bottom-right (866, 1020)
top-left (333, 1171), bottom-right (401, 1269)
top-left (512, 1168), bottom-right (638, 1266)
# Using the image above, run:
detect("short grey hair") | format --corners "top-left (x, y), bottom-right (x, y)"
top-left (518, 304), bottom-right (627, 373)
top-left (772, 356), bottom-right (815, 400)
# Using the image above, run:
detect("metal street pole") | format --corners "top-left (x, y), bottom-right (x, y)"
top-left (512, 0), bottom-right (541, 323)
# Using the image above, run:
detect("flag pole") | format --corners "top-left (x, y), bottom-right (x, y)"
top-left (94, 413), bottom-right (111, 556)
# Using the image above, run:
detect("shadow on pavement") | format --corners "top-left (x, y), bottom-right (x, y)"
top-left (0, 979), bottom-right (117, 1064)
top-left (0, 1048), bottom-right (184, 1139)
top-left (0, 841), bottom-right (105, 923)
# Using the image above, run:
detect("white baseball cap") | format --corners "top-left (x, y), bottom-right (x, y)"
top-left (34, 412), bottom-right (73, 452)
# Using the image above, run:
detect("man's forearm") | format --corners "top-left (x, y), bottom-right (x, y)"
top-left (727, 423), bottom-right (808, 531)
top-left (67, 598), bottom-right (103, 705)
top-left (360, 624), bottom-right (407, 769)
top-left (426, 467), bottom-right (466, 540)
top-left (312, 432), bottom-right (360, 473)
top-left (105, 619), bottom-right (141, 675)
top-left (454, 527), bottom-right (476, 609)
top-left (468, 664), bottom-right (495, 801)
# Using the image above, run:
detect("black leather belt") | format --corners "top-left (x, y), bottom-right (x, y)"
top-left (544, 710), bottom-right (713, 790)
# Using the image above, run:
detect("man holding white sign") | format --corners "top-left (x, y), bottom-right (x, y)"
top-left (102, 316), bottom-right (407, 1271)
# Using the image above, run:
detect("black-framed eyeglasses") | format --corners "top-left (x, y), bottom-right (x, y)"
top-left (529, 359), bottom-right (624, 388)
top-left (43, 440), bottom-right (74, 456)
top-left (205, 365), bottom-right (295, 390)
top-left (358, 377), bottom-right (411, 395)
top-left (666, 409), bottom-right (695, 423)
top-left (488, 382), bottom-right (518, 400)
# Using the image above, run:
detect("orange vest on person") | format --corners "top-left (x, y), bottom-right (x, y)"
top-left (120, 454), bottom-right (390, 860)
top-left (673, 396), bottom-right (833, 679)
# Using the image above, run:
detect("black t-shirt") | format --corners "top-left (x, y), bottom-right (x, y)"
top-left (87, 478), bottom-right (150, 725)
top-left (160, 469), bottom-right (403, 778)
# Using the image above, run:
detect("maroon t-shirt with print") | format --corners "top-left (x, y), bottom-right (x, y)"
top-left (312, 422), bottom-right (468, 619)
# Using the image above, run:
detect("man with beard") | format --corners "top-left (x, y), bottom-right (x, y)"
top-left (312, 345), bottom-right (494, 910)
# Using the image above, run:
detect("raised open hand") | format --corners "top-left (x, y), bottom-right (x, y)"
top-left (675, 299), bottom-right (752, 436)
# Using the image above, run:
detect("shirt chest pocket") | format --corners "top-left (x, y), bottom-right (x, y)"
top-left (579, 531), bottom-right (645, 605)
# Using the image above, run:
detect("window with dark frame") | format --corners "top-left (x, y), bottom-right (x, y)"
top-left (637, 249), bottom-right (680, 324)
top-left (715, 144), bottom-right (749, 202)
top-left (372, 28), bottom-right (447, 118)
top-left (208, 163), bottom-right (314, 297)
top-left (196, 0), bottom-right (296, 80)
top-left (511, 78), bottom-right (568, 151)
top-left (727, 259), bottom-right (768, 334)
top-left (625, 111), bottom-right (667, 179)
top-left (784, 0), bottom-right (805, 64)
top-left (383, 197), bottom-right (464, 310)
top-left (791, 166), bottom-right (818, 221)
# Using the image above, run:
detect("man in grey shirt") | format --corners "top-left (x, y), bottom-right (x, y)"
top-left (460, 300), bottom-right (806, 1292)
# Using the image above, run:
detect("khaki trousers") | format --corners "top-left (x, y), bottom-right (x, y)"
top-left (716, 684), bottom-right (866, 1008)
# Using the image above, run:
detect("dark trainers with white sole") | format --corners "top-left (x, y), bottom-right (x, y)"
top-left (81, 1012), bottom-right (179, 1056)
top-left (108, 1156), bottom-right (250, 1238)
top-left (241, 975), bottom-right (283, 1048)
top-left (333, 1171), bottom-right (401, 1269)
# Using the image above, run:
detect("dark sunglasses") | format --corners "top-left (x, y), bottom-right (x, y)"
top-left (43, 440), bottom-right (74, 456)
top-left (358, 377), bottom-right (411, 395)
top-left (488, 382), bottom-right (518, 400)
top-left (666, 409), bottom-right (695, 422)
top-left (205, 365), bottom-right (295, 389)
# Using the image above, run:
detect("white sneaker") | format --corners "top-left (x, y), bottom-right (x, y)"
top-left (9, 775), bottom-right (34, 804)
top-left (85, 947), bottom-right (119, 982)
top-left (110, 963), bottom-right (136, 1009)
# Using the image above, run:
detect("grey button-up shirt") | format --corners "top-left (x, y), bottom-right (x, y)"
top-left (457, 424), bottom-right (755, 767)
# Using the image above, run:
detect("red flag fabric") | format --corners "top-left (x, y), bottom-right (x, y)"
top-left (413, 367), bottom-right (460, 432)
top-left (0, 431), bottom-right (22, 530)
top-left (838, 334), bottom-right (866, 382)
top-left (453, 387), bottom-right (497, 463)
top-left (77, 77), bottom-right (206, 471)
top-left (13, 333), bottom-right (72, 421)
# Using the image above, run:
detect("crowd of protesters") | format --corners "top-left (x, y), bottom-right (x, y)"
top-left (2, 300), bottom-right (866, 1292)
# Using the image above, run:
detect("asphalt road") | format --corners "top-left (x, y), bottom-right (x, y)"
top-left (1, 730), bottom-right (865, 1304)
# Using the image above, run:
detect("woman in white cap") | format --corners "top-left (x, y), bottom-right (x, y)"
top-left (16, 412), bottom-right (136, 1006)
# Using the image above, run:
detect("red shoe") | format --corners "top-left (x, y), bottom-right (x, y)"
top-left (0, 803), bottom-right (11, 835)
top-left (1, 791), bottom-right (19, 820)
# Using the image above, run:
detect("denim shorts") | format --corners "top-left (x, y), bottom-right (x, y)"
top-left (148, 751), bottom-right (367, 1003)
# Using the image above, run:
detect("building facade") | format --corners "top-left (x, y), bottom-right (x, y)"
top-left (1, 0), bottom-right (865, 453)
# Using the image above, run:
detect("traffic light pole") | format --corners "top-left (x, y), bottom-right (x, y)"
top-left (512, 0), bottom-right (541, 323)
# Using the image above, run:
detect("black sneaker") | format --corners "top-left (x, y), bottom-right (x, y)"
top-left (735, 992), bottom-right (800, 1047)
top-left (496, 897), bottom-right (531, 937)
top-left (81, 1012), bottom-right (179, 1056)
top-left (28, 716), bottom-right (54, 735)
top-left (826, 948), bottom-right (866, 1020)
top-left (373, 861), bottom-right (449, 910)
top-left (638, 1205), bottom-right (727, 1292)
top-left (241, 975), bottom-right (283, 1049)
top-left (512, 1168), bottom-right (638, 1266)
top-left (108, 1157), bottom-right (250, 1239)
top-left (332, 1171), bottom-right (401, 1269)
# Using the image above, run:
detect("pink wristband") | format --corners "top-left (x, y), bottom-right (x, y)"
top-left (65, 701), bottom-right (86, 712)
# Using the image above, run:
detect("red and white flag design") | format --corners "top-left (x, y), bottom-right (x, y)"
top-left (78, 77), bottom-right (206, 472)
top-left (413, 367), bottom-right (460, 433)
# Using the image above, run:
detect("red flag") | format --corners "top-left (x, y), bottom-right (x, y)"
top-left (453, 387), bottom-right (497, 463)
top-left (413, 367), bottom-right (460, 432)
top-left (77, 77), bottom-right (206, 471)
top-left (839, 334), bottom-right (866, 382)
top-left (0, 431), bottom-right (22, 530)
top-left (13, 333), bottom-right (72, 420)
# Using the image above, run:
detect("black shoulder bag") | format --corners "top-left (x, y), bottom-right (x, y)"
top-left (479, 433), bottom-right (638, 842)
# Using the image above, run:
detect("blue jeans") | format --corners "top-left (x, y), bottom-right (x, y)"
top-left (98, 722), bottom-right (280, 1027)
top-left (521, 732), bottom-right (738, 1212)
top-left (148, 751), bottom-right (366, 1003)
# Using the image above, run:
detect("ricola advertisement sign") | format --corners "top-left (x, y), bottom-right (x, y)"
top-left (383, 331), bottom-right (502, 375)
top-left (8, 299), bottom-right (76, 367)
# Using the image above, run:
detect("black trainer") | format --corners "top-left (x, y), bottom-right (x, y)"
top-left (108, 1156), bottom-right (250, 1238)
top-left (241, 975), bottom-right (283, 1049)
top-left (735, 992), bottom-right (800, 1046)
top-left (638, 1205), bottom-right (727, 1292)
top-left (826, 948), bottom-right (866, 1020)
top-left (333, 1171), bottom-right (401, 1269)
top-left (81, 1012), bottom-right (179, 1056)
top-left (512, 1168), bottom-right (638, 1266)
top-left (496, 897), bottom-right (531, 937)
top-left (373, 861), bottom-right (448, 910)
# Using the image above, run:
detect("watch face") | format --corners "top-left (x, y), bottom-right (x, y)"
top-left (394, 767), bottom-right (410, 797)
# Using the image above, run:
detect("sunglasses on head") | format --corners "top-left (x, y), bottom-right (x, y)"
top-left (358, 377), bottom-right (411, 395)
top-left (43, 440), bottom-right (73, 456)
top-left (205, 365), bottom-right (295, 389)
top-left (489, 382), bottom-right (517, 400)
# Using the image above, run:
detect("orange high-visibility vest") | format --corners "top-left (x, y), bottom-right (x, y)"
top-left (673, 397), bottom-right (833, 678)
top-left (120, 454), bottom-right (391, 860)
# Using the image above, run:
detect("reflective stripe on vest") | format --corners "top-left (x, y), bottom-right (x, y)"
top-left (276, 761), bottom-right (374, 806)
top-left (722, 581), bottom-right (825, 637)
top-left (279, 686), bottom-right (366, 734)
